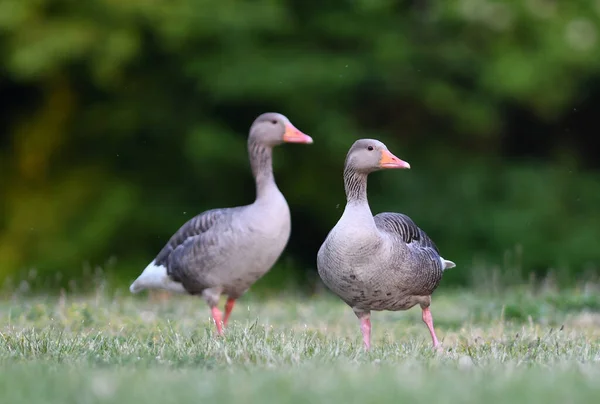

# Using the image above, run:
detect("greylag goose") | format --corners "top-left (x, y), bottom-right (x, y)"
top-left (130, 112), bottom-right (313, 334)
top-left (317, 139), bottom-right (455, 350)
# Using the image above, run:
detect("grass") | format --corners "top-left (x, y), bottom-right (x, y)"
top-left (1, 286), bottom-right (600, 404)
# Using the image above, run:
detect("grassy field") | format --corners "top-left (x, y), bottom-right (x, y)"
top-left (1, 286), bottom-right (600, 404)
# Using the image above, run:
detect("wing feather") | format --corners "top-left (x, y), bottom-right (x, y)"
top-left (373, 212), bottom-right (440, 254)
top-left (153, 208), bottom-right (237, 287)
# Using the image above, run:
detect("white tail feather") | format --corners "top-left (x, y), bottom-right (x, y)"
top-left (441, 258), bottom-right (456, 271)
top-left (129, 260), bottom-right (186, 294)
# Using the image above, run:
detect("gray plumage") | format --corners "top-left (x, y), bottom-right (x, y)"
top-left (317, 139), bottom-right (454, 349)
top-left (130, 112), bottom-right (312, 331)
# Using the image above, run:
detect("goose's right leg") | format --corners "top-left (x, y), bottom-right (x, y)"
top-left (223, 298), bottom-right (236, 327)
top-left (353, 309), bottom-right (372, 351)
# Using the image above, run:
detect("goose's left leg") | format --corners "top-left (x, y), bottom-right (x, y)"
top-left (202, 287), bottom-right (224, 336)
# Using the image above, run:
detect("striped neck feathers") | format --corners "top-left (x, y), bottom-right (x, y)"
top-left (248, 138), bottom-right (278, 200)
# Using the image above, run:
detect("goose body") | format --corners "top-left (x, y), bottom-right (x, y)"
top-left (130, 113), bottom-right (313, 334)
top-left (317, 139), bottom-right (455, 350)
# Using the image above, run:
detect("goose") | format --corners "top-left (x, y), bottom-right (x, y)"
top-left (317, 139), bottom-right (455, 350)
top-left (130, 112), bottom-right (313, 334)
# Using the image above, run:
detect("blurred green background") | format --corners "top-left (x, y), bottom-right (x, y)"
top-left (1, 0), bottom-right (599, 293)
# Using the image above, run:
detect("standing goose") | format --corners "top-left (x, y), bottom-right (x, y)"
top-left (130, 112), bottom-right (313, 334)
top-left (317, 139), bottom-right (455, 350)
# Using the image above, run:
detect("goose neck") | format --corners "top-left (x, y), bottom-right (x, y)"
top-left (344, 166), bottom-right (369, 205)
top-left (248, 139), bottom-right (278, 200)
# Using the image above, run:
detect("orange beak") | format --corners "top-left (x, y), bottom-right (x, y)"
top-left (379, 149), bottom-right (410, 169)
top-left (282, 123), bottom-right (313, 144)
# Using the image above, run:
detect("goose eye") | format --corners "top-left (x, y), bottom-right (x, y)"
top-left (367, 146), bottom-right (374, 151)
top-left (270, 120), bottom-right (277, 125)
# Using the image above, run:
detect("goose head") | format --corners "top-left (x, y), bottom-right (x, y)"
top-left (249, 113), bottom-right (313, 147)
top-left (344, 139), bottom-right (410, 174)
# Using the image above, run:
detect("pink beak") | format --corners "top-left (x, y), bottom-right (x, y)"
top-left (282, 123), bottom-right (313, 144)
top-left (379, 149), bottom-right (410, 169)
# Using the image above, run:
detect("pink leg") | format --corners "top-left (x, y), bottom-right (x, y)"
top-left (421, 306), bottom-right (440, 348)
top-left (359, 314), bottom-right (371, 351)
top-left (211, 307), bottom-right (224, 336)
top-left (223, 298), bottom-right (236, 327)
